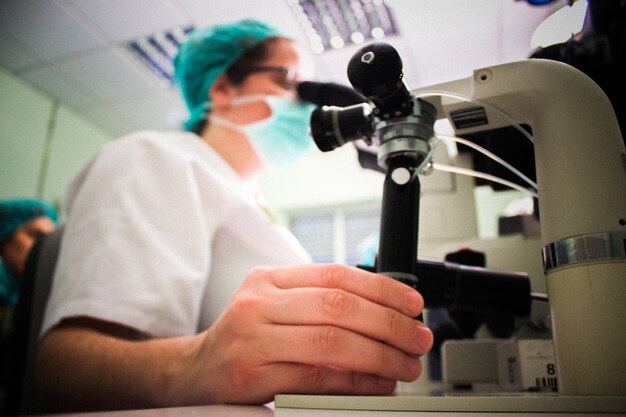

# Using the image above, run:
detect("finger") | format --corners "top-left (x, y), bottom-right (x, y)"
top-left (267, 324), bottom-right (422, 382)
top-left (267, 364), bottom-right (397, 397)
top-left (267, 287), bottom-right (433, 356)
top-left (261, 264), bottom-right (424, 317)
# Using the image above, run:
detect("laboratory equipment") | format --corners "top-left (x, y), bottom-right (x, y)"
top-left (285, 41), bottom-right (626, 412)
top-left (413, 53), bottom-right (626, 398)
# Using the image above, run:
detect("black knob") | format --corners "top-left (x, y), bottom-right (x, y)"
top-left (347, 42), bottom-right (403, 99)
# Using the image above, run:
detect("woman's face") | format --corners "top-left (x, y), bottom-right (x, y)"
top-left (239, 38), bottom-right (308, 95)
top-left (221, 38), bottom-right (311, 124)
top-left (0, 216), bottom-right (55, 275)
top-left (205, 38), bottom-right (314, 177)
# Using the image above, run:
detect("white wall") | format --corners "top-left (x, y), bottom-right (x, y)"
top-left (0, 67), bottom-right (112, 213)
top-left (259, 141), bottom-right (480, 243)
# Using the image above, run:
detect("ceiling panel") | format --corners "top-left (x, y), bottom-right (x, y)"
top-left (0, 0), bottom-right (105, 64)
top-left (49, 47), bottom-right (161, 104)
top-left (66, 0), bottom-right (189, 43)
top-left (394, 0), bottom-right (503, 87)
top-left (177, 0), bottom-right (309, 43)
top-left (20, 65), bottom-right (95, 109)
top-left (0, 0), bottom-right (563, 138)
top-left (0, 32), bottom-right (42, 72)
top-left (498, 2), bottom-right (552, 63)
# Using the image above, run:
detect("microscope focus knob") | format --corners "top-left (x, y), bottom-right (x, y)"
top-left (347, 42), bottom-right (403, 99)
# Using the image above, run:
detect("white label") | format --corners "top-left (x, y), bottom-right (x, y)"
top-left (517, 339), bottom-right (558, 391)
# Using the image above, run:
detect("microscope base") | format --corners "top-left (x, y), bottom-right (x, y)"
top-left (275, 392), bottom-right (626, 414)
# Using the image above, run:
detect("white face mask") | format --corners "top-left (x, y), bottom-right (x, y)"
top-left (210, 95), bottom-right (316, 168)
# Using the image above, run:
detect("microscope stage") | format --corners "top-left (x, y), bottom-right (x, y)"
top-left (275, 391), bottom-right (626, 414)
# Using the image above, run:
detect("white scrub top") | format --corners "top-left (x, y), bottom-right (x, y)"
top-left (42, 131), bottom-right (310, 337)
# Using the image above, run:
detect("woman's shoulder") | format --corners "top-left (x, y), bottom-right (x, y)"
top-left (65, 131), bottom-right (217, 203)
top-left (85, 130), bottom-right (227, 174)
top-left (104, 130), bottom-right (205, 156)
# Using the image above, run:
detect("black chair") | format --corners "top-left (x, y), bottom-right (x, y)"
top-left (5, 227), bottom-right (63, 415)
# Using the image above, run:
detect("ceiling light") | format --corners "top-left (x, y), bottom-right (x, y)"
top-left (351, 31), bottom-right (365, 44)
top-left (126, 25), bottom-right (194, 86)
top-left (289, 0), bottom-right (398, 54)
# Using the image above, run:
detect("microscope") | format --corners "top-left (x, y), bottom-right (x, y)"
top-left (413, 48), bottom-right (626, 399)
top-left (279, 42), bottom-right (626, 413)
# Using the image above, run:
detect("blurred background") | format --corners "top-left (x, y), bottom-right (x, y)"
top-left (1, 0), bottom-right (601, 289)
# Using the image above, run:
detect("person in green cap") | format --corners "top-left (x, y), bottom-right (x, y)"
top-left (0, 198), bottom-right (57, 316)
top-left (35, 19), bottom-right (432, 413)
top-left (0, 199), bottom-right (57, 411)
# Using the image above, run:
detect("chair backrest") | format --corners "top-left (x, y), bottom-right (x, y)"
top-left (5, 226), bottom-right (63, 415)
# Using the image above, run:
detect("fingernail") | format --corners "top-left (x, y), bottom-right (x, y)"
top-left (416, 325), bottom-right (433, 351)
top-left (404, 292), bottom-right (422, 316)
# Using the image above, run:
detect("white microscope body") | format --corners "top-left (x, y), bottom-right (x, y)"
top-left (415, 58), bottom-right (626, 396)
top-left (275, 58), bottom-right (626, 413)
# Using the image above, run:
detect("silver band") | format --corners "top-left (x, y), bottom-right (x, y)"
top-left (542, 231), bottom-right (626, 274)
top-left (381, 272), bottom-right (419, 290)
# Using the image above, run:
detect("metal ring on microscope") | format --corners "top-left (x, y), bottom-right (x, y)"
top-left (379, 137), bottom-right (432, 155)
top-left (381, 272), bottom-right (419, 290)
top-left (378, 137), bottom-right (432, 167)
top-left (542, 231), bottom-right (626, 273)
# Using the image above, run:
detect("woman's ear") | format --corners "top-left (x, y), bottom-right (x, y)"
top-left (209, 74), bottom-right (235, 110)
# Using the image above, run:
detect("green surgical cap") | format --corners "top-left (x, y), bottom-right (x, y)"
top-left (0, 199), bottom-right (58, 243)
top-left (174, 19), bottom-right (283, 132)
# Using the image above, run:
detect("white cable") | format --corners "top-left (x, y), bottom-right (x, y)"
top-left (437, 134), bottom-right (538, 191)
top-left (432, 163), bottom-right (539, 197)
top-left (416, 90), bottom-right (535, 144)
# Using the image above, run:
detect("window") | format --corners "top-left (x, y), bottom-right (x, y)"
top-left (289, 205), bottom-right (380, 266)
top-left (290, 213), bottom-right (335, 263)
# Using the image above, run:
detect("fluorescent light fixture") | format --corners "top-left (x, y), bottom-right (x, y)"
top-left (289, 0), bottom-right (398, 54)
top-left (531, 0), bottom-right (588, 48)
top-left (126, 25), bottom-right (194, 85)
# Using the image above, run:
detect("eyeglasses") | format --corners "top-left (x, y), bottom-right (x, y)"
top-left (238, 66), bottom-right (298, 90)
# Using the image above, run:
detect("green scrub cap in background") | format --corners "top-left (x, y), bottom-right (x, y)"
top-left (174, 19), bottom-right (283, 132)
top-left (0, 199), bottom-right (58, 243)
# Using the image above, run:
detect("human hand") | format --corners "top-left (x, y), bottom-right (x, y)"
top-left (176, 264), bottom-right (433, 404)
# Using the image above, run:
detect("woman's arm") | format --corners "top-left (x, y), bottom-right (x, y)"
top-left (36, 264), bottom-right (433, 412)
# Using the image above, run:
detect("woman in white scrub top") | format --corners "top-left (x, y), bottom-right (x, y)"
top-left (36, 19), bottom-right (433, 413)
